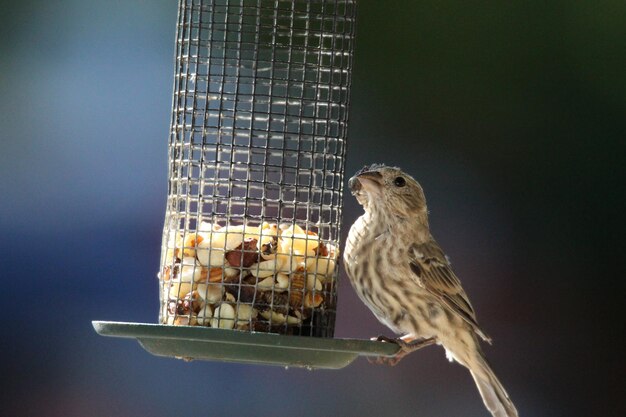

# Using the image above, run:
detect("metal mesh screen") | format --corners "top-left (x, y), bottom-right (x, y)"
top-left (158, 0), bottom-right (357, 338)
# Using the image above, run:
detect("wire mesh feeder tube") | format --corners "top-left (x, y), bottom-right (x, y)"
top-left (158, 0), bottom-right (357, 339)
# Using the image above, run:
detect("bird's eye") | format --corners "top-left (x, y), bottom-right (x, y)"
top-left (393, 176), bottom-right (406, 187)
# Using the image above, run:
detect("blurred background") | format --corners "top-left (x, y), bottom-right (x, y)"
top-left (1, 1), bottom-right (623, 416)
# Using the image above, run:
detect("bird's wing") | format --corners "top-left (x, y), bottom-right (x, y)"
top-left (409, 240), bottom-right (491, 343)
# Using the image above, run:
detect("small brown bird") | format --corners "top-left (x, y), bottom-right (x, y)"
top-left (344, 164), bottom-right (518, 417)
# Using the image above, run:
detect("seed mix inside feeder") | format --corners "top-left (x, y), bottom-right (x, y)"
top-left (93, 0), bottom-right (398, 369)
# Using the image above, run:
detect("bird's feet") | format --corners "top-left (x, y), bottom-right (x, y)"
top-left (368, 336), bottom-right (436, 366)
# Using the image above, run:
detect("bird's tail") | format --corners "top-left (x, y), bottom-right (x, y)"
top-left (467, 354), bottom-right (518, 417)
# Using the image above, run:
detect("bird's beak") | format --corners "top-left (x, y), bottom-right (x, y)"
top-left (349, 170), bottom-right (383, 194)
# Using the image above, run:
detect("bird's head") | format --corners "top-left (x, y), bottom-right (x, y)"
top-left (348, 164), bottom-right (427, 219)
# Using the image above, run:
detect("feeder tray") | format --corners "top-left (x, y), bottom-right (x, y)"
top-left (93, 0), bottom-right (386, 368)
top-left (93, 321), bottom-right (399, 369)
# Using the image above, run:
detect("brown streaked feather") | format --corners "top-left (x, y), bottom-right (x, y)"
top-left (410, 239), bottom-right (491, 343)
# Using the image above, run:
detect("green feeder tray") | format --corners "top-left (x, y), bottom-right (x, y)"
top-left (92, 321), bottom-right (399, 370)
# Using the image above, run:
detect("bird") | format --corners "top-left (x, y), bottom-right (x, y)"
top-left (343, 163), bottom-right (518, 417)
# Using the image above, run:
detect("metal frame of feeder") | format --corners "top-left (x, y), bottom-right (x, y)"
top-left (93, 0), bottom-right (399, 368)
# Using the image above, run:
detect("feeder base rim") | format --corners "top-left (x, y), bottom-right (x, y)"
top-left (92, 320), bottom-right (400, 369)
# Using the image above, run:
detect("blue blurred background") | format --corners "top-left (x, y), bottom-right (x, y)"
top-left (1, 1), bottom-right (623, 416)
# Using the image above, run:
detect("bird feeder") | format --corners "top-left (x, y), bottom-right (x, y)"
top-left (93, 0), bottom-right (398, 369)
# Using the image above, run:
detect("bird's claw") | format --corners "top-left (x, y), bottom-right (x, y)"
top-left (368, 336), bottom-right (437, 366)
top-left (372, 335), bottom-right (397, 343)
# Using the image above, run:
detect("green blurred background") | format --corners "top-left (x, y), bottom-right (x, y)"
top-left (1, 1), bottom-right (623, 416)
